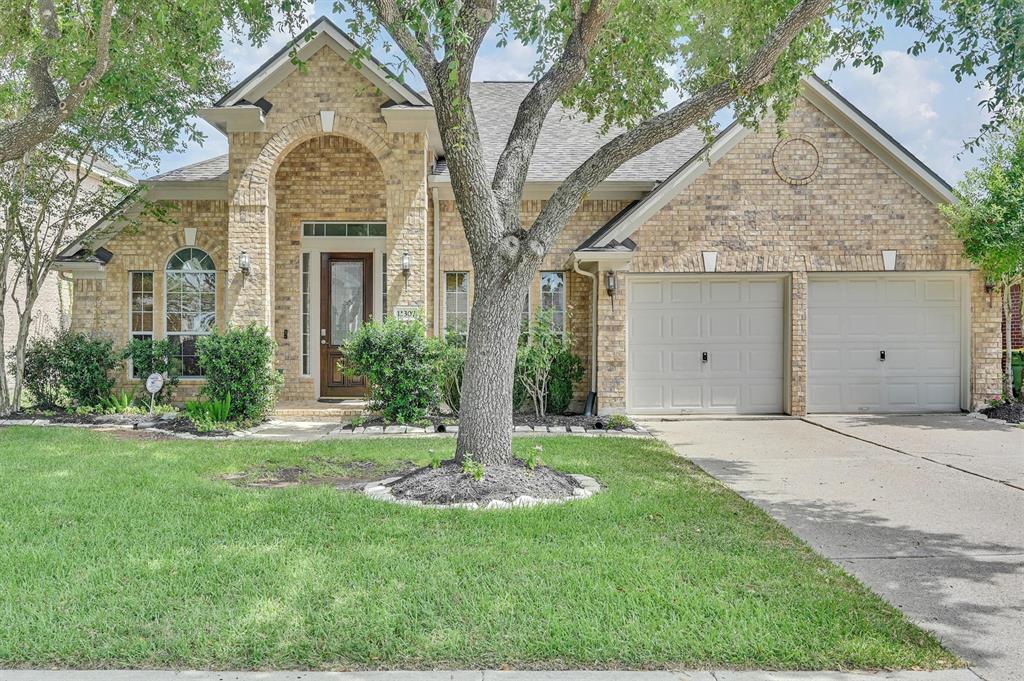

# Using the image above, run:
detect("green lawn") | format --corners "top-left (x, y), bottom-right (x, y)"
top-left (0, 426), bottom-right (958, 671)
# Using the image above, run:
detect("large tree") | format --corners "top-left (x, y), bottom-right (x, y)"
top-left (942, 121), bottom-right (1024, 395)
top-left (0, 0), bottom-right (312, 164)
top-left (334, 0), bottom-right (1023, 464)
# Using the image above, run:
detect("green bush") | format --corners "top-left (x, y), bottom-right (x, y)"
top-left (515, 310), bottom-right (566, 418)
top-left (197, 325), bottom-right (281, 424)
top-left (437, 337), bottom-right (465, 414)
top-left (57, 330), bottom-right (119, 407)
top-left (546, 349), bottom-right (585, 415)
top-left (122, 337), bottom-right (179, 403)
top-left (19, 335), bottom-right (63, 408)
top-left (343, 316), bottom-right (441, 423)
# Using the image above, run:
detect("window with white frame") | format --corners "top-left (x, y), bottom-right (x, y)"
top-left (540, 271), bottom-right (566, 336)
top-left (129, 271), bottom-right (154, 378)
top-left (444, 272), bottom-right (469, 340)
top-left (165, 248), bottom-right (216, 377)
top-left (301, 253), bottom-right (311, 375)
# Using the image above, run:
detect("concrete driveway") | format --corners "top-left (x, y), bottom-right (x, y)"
top-left (644, 414), bottom-right (1024, 681)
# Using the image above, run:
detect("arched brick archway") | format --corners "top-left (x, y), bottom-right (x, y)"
top-left (225, 111), bottom-right (428, 330)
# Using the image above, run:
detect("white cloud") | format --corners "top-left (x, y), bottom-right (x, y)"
top-left (472, 38), bottom-right (538, 81)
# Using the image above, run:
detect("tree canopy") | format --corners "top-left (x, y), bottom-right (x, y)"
top-left (0, 0), bottom-right (312, 165)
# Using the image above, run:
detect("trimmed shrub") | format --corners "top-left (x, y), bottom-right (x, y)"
top-left (197, 325), bottom-right (281, 423)
top-left (546, 349), bottom-right (585, 415)
top-left (343, 316), bottom-right (441, 423)
top-left (19, 335), bottom-right (64, 408)
top-left (122, 337), bottom-right (179, 404)
top-left (515, 310), bottom-right (565, 418)
top-left (57, 330), bottom-right (119, 407)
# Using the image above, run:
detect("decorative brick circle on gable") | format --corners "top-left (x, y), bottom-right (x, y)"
top-left (772, 136), bottom-right (820, 185)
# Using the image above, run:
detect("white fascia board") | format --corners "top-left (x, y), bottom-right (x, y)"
top-left (381, 106), bottom-right (442, 155)
top-left (800, 77), bottom-right (955, 205)
top-left (219, 19), bottom-right (426, 110)
top-left (569, 250), bottom-right (635, 268)
top-left (427, 177), bottom-right (654, 201)
top-left (592, 123), bottom-right (752, 248)
top-left (55, 261), bottom-right (107, 279)
top-left (197, 105), bottom-right (265, 133)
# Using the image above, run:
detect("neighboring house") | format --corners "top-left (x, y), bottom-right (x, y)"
top-left (56, 16), bottom-right (1003, 415)
top-left (1009, 284), bottom-right (1022, 350)
top-left (3, 156), bottom-right (134, 364)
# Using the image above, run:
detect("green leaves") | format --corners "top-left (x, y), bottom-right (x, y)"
top-left (196, 325), bottom-right (283, 424)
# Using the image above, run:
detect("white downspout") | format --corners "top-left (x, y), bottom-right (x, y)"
top-left (432, 187), bottom-right (441, 336)
top-left (572, 256), bottom-right (599, 394)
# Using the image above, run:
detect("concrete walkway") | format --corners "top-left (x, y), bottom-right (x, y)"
top-left (645, 415), bottom-right (1024, 681)
top-left (0, 670), bottom-right (982, 680)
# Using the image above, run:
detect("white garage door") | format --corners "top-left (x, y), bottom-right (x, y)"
top-left (808, 274), bottom-right (963, 413)
top-left (628, 276), bottom-right (785, 414)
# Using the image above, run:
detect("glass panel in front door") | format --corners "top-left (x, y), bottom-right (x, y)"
top-left (330, 261), bottom-right (364, 345)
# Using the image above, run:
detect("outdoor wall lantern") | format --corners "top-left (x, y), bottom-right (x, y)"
top-left (605, 270), bottom-right (618, 295)
top-left (239, 251), bottom-right (252, 276)
top-left (401, 251), bottom-right (412, 275)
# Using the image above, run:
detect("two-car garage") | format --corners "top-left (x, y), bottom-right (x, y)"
top-left (626, 273), bottom-right (968, 415)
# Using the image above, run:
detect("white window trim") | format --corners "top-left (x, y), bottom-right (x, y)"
top-left (444, 271), bottom-right (470, 339)
top-left (127, 270), bottom-right (154, 379)
top-left (164, 248), bottom-right (217, 379)
top-left (539, 270), bottom-right (568, 337)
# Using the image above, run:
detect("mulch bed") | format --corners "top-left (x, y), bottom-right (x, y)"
top-left (981, 400), bottom-right (1024, 424)
top-left (358, 412), bottom-right (632, 431)
top-left (387, 458), bottom-right (581, 504)
top-left (222, 458), bottom-right (418, 490)
top-left (1, 409), bottom-right (238, 437)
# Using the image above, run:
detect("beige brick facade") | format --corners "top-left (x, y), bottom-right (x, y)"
top-left (63, 42), bottom-right (1000, 414)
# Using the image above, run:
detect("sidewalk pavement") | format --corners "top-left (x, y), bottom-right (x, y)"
top-left (0, 671), bottom-right (983, 681)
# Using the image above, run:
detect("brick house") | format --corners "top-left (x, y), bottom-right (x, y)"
top-left (56, 17), bottom-right (1003, 415)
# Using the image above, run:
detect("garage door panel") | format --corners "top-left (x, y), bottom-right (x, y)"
top-left (708, 281), bottom-right (742, 303)
top-left (670, 385), bottom-right (703, 409)
top-left (669, 312), bottom-right (701, 339)
top-left (631, 281), bottom-right (664, 304)
top-left (808, 275), bottom-right (962, 413)
top-left (628, 276), bottom-right (784, 414)
top-left (707, 310), bottom-right (743, 338)
top-left (630, 351), bottom-right (663, 373)
top-left (748, 309), bottom-right (783, 338)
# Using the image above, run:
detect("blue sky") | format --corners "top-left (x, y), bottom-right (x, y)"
top-left (147, 4), bottom-right (994, 185)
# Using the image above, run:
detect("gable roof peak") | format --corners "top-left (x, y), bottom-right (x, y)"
top-left (214, 15), bottom-right (430, 110)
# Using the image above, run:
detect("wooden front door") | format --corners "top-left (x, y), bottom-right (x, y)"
top-left (320, 252), bottom-right (372, 397)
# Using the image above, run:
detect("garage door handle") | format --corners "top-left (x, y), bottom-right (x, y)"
top-left (880, 350), bottom-right (886, 362)
top-left (702, 352), bottom-right (709, 363)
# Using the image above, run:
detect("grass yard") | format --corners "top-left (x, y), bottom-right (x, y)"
top-left (0, 426), bottom-right (958, 671)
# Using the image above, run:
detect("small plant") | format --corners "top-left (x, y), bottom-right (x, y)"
top-left (100, 390), bottom-right (134, 414)
top-left (414, 417), bottom-right (433, 429)
top-left (605, 414), bottom-right (635, 430)
top-left (547, 349), bottom-right (585, 415)
top-left (185, 394), bottom-right (232, 424)
top-left (349, 415), bottom-right (366, 427)
top-left (525, 445), bottom-right (543, 471)
top-left (461, 454), bottom-right (485, 481)
top-left (429, 449), bottom-right (443, 469)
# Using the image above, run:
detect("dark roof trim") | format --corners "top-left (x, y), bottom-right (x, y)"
top-left (55, 188), bottom-right (142, 262)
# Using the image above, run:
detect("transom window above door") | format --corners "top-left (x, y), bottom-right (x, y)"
top-left (302, 222), bottom-right (386, 237)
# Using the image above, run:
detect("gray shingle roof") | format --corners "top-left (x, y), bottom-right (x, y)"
top-left (146, 155), bottom-right (228, 183)
top-left (432, 82), bottom-right (706, 183)
top-left (148, 82), bottom-right (706, 185)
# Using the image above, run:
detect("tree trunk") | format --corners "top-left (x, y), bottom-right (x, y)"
top-left (456, 277), bottom-right (529, 465)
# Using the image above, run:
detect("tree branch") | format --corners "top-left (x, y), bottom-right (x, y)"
top-left (523, 0), bottom-right (834, 265)
top-left (0, 0), bottom-right (116, 163)
top-left (491, 0), bottom-right (613, 212)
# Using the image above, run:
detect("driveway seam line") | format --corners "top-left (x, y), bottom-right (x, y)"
top-left (839, 552), bottom-right (1024, 560)
top-left (800, 418), bottom-right (1024, 493)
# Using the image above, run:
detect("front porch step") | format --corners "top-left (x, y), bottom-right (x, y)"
top-left (273, 400), bottom-right (367, 421)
